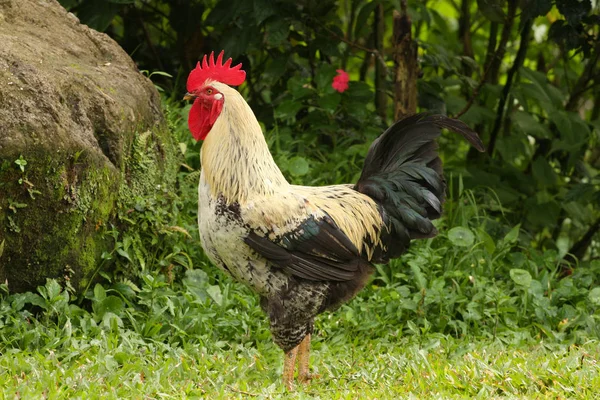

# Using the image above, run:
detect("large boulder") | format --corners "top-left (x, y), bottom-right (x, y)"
top-left (0, 0), bottom-right (178, 292)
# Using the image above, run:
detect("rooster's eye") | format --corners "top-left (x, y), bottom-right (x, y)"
top-left (206, 88), bottom-right (213, 95)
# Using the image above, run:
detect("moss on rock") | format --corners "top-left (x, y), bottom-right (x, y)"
top-left (0, 0), bottom-right (179, 293)
top-left (0, 148), bottom-right (117, 291)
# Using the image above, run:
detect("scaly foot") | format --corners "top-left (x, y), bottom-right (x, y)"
top-left (298, 372), bottom-right (321, 384)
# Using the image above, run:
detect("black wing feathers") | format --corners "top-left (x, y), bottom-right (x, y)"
top-left (245, 215), bottom-right (364, 282)
top-left (246, 114), bottom-right (484, 278)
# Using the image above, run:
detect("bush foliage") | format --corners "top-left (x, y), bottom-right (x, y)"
top-left (57, 0), bottom-right (600, 262)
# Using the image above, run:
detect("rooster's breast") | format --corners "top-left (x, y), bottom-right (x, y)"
top-left (197, 173), bottom-right (287, 295)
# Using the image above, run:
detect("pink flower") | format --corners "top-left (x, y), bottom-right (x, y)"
top-left (332, 69), bottom-right (349, 93)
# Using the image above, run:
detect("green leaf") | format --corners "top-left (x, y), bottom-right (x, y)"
top-left (503, 224), bottom-right (520, 244)
top-left (315, 64), bottom-right (337, 91)
top-left (512, 110), bottom-right (550, 138)
top-left (102, 296), bottom-right (124, 315)
top-left (447, 227), bottom-right (475, 247)
top-left (531, 157), bottom-right (557, 187)
top-left (318, 93), bottom-right (341, 112)
top-left (46, 279), bottom-right (62, 300)
top-left (275, 100), bottom-right (303, 120)
top-left (550, 111), bottom-right (591, 155)
top-left (207, 285), bottom-right (223, 306)
top-left (528, 279), bottom-right (544, 298)
top-left (206, 0), bottom-right (240, 25)
top-left (354, 1), bottom-right (378, 39)
top-left (589, 287), bottom-right (600, 306)
top-left (556, 0), bottom-right (592, 26)
top-left (117, 248), bottom-right (132, 262)
top-left (495, 136), bottom-right (530, 166)
top-left (220, 26), bottom-right (253, 59)
top-left (409, 263), bottom-right (427, 290)
top-left (510, 268), bottom-right (532, 288)
top-left (288, 157), bottom-right (310, 176)
top-left (345, 81), bottom-right (372, 101)
top-left (0, 239), bottom-right (4, 258)
top-left (14, 156), bottom-right (27, 172)
top-left (477, 0), bottom-right (506, 22)
top-left (476, 228), bottom-right (496, 254)
top-left (526, 200), bottom-right (561, 227)
top-left (114, 352), bottom-right (129, 365)
top-left (254, 0), bottom-right (277, 24)
top-left (287, 76), bottom-right (312, 99)
top-left (110, 282), bottom-right (136, 299)
top-left (148, 71), bottom-right (173, 78)
top-left (550, 110), bottom-right (572, 140)
top-left (521, 0), bottom-right (552, 22)
top-left (316, 34), bottom-right (341, 57)
top-left (519, 68), bottom-right (564, 107)
top-left (263, 55), bottom-right (288, 85)
top-left (183, 269), bottom-right (209, 301)
top-left (565, 183), bottom-right (596, 202)
top-left (549, 20), bottom-right (581, 50)
top-left (509, 252), bottom-right (527, 269)
top-left (419, 80), bottom-right (447, 113)
top-left (265, 19), bottom-right (289, 47)
top-left (12, 292), bottom-right (45, 310)
top-left (94, 284), bottom-right (106, 302)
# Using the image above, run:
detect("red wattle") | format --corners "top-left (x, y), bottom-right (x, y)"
top-left (188, 98), bottom-right (223, 141)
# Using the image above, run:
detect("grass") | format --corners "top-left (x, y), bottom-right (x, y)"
top-left (1, 271), bottom-right (599, 399)
top-left (2, 318), bottom-right (599, 399)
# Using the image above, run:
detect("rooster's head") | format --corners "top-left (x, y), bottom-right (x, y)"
top-left (184, 51), bottom-right (246, 141)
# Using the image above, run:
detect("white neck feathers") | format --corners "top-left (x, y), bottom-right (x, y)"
top-left (200, 83), bottom-right (288, 204)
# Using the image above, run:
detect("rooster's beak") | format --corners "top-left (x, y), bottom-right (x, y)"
top-left (183, 92), bottom-right (196, 101)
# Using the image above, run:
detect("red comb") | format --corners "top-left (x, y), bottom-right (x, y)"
top-left (186, 50), bottom-right (246, 91)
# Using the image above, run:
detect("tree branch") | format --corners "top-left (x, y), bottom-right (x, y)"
top-left (565, 40), bottom-right (600, 112)
top-left (453, 59), bottom-right (494, 118)
top-left (592, 77), bottom-right (600, 121)
top-left (341, 0), bottom-right (359, 70)
top-left (564, 217), bottom-right (600, 265)
top-left (392, 5), bottom-right (418, 120)
top-left (317, 23), bottom-right (388, 76)
top-left (459, 0), bottom-right (474, 78)
top-left (488, 17), bottom-right (533, 156)
top-left (483, 22), bottom-right (498, 73)
top-left (488, 1), bottom-right (517, 84)
top-left (374, 3), bottom-right (387, 121)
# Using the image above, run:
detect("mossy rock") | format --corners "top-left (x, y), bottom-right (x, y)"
top-left (0, 0), bottom-right (178, 292)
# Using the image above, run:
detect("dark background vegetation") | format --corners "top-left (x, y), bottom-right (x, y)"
top-left (60, 0), bottom-right (599, 266)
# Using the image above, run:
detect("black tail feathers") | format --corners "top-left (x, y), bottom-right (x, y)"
top-left (355, 113), bottom-right (484, 261)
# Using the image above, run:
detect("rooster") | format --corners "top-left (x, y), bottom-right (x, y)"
top-left (183, 51), bottom-right (485, 389)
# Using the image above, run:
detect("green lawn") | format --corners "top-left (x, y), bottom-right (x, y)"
top-left (2, 330), bottom-right (599, 399)
top-left (1, 276), bottom-right (599, 399)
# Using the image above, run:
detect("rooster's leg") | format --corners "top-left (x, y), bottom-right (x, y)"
top-left (283, 346), bottom-right (298, 390)
top-left (297, 333), bottom-right (313, 382)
